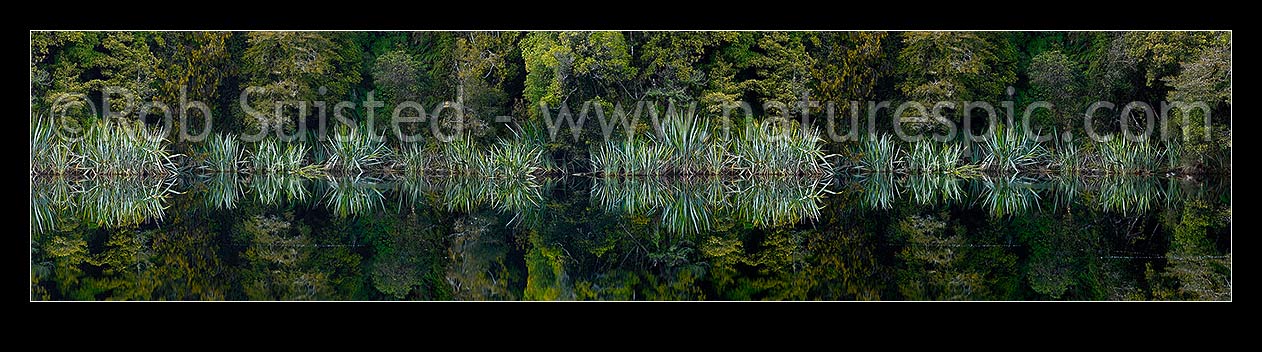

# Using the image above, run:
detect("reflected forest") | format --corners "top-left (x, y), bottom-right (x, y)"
top-left (30, 31), bottom-right (1230, 300)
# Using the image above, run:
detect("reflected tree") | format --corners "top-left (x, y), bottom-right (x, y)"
top-left (1149, 200), bottom-right (1231, 300)
top-left (445, 215), bottom-right (523, 300)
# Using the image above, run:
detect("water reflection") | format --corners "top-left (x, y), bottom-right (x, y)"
top-left (200, 173), bottom-right (241, 210)
top-left (592, 176), bottom-right (830, 234)
top-left (322, 177), bottom-right (385, 218)
top-left (975, 176), bottom-right (1042, 217)
top-left (855, 173), bottom-right (896, 210)
top-left (30, 174), bottom-right (1231, 300)
top-left (837, 174), bottom-right (1207, 217)
top-left (31, 176), bottom-right (72, 233)
top-left (31, 175), bottom-right (176, 232)
top-left (35, 174), bottom-right (1223, 233)
top-left (904, 174), bottom-right (964, 206)
top-left (35, 174), bottom-right (1226, 234)
top-left (250, 174), bottom-right (310, 206)
top-left (399, 176), bottom-right (546, 215)
top-left (1098, 176), bottom-right (1159, 215)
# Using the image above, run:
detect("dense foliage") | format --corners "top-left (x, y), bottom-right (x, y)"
top-left (29, 31), bottom-right (1231, 301)
top-left (29, 175), bottom-right (1230, 300)
top-left (31, 31), bottom-right (1231, 176)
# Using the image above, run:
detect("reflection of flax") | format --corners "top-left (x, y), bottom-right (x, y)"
top-left (250, 174), bottom-right (309, 206)
top-left (842, 174), bottom-right (1204, 216)
top-left (591, 177), bottom-right (673, 214)
top-left (1098, 176), bottom-right (1159, 215)
top-left (443, 178), bottom-right (485, 212)
top-left (857, 174), bottom-right (897, 210)
top-left (31, 176), bottom-right (75, 233)
top-left (1048, 176), bottom-right (1085, 212)
top-left (399, 176), bottom-right (544, 215)
top-left (1163, 177), bottom-right (1187, 209)
top-left (78, 177), bottom-right (174, 227)
top-left (203, 174), bottom-right (242, 210)
top-left (592, 176), bottom-right (828, 235)
top-left (903, 174), bottom-right (964, 206)
top-left (1039, 176), bottom-right (1182, 215)
top-left (728, 177), bottom-right (827, 229)
top-left (397, 175), bottom-right (435, 210)
top-left (976, 176), bottom-right (1041, 217)
top-left (31, 176), bottom-right (175, 231)
top-left (323, 177), bottom-right (384, 218)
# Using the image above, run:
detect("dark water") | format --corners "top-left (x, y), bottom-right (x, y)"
top-left (29, 174), bottom-right (1231, 301)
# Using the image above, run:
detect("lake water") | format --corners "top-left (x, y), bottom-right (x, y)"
top-left (29, 174), bottom-right (1231, 300)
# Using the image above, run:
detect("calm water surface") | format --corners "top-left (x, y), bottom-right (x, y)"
top-left (29, 174), bottom-right (1231, 300)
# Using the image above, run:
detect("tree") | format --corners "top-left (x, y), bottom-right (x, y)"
top-left (1163, 35), bottom-right (1230, 172)
top-left (521, 31), bottom-right (637, 115)
top-left (1165, 39), bottom-right (1231, 106)
top-left (240, 32), bottom-right (361, 136)
top-left (445, 215), bottom-right (522, 300)
top-left (1027, 50), bottom-right (1081, 131)
top-left (521, 32), bottom-right (568, 121)
top-left (31, 31), bottom-right (91, 112)
top-left (452, 31), bottom-right (523, 141)
top-left (1126, 31), bottom-right (1231, 171)
top-left (520, 31), bottom-right (637, 168)
top-left (808, 32), bottom-right (889, 105)
top-left (635, 31), bottom-right (735, 101)
top-left (896, 32), bottom-right (1017, 131)
top-left (1149, 200), bottom-right (1231, 300)
top-left (407, 32), bottom-right (458, 107)
top-left (1083, 32), bottom-right (1139, 103)
top-left (1123, 31), bottom-right (1226, 89)
top-left (150, 32), bottom-right (234, 152)
top-left (747, 32), bottom-right (815, 117)
top-left (31, 32), bottom-right (160, 123)
top-left (698, 32), bottom-right (817, 120)
top-left (371, 49), bottom-right (422, 103)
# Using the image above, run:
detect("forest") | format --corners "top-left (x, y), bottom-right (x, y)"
top-left (29, 31), bottom-right (1231, 301)
top-left (30, 31), bottom-right (1231, 178)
